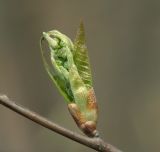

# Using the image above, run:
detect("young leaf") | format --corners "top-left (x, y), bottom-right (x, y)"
top-left (73, 22), bottom-right (93, 89)
top-left (40, 34), bottom-right (74, 103)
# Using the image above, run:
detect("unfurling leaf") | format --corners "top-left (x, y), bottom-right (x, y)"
top-left (40, 22), bottom-right (98, 137)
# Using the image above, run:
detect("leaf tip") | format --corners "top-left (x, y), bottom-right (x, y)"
top-left (75, 20), bottom-right (86, 46)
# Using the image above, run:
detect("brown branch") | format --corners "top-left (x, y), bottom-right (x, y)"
top-left (0, 95), bottom-right (122, 152)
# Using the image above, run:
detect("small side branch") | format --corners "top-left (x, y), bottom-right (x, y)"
top-left (0, 95), bottom-right (122, 152)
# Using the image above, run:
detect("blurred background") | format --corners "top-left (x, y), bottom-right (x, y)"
top-left (0, 0), bottom-right (160, 152)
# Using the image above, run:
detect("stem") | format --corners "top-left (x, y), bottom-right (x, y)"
top-left (0, 95), bottom-right (122, 152)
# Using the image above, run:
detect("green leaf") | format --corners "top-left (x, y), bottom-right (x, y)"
top-left (40, 37), bottom-right (73, 103)
top-left (73, 22), bottom-right (93, 89)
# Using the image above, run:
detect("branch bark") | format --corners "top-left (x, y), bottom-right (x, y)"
top-left (0, 95), bottom-right (122, 152)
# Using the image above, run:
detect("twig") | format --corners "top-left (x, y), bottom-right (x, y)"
top-left (0, 95), bottom-right (122, 152)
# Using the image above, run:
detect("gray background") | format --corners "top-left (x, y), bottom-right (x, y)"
top-left (0, 0), bottom-right (160, 152)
